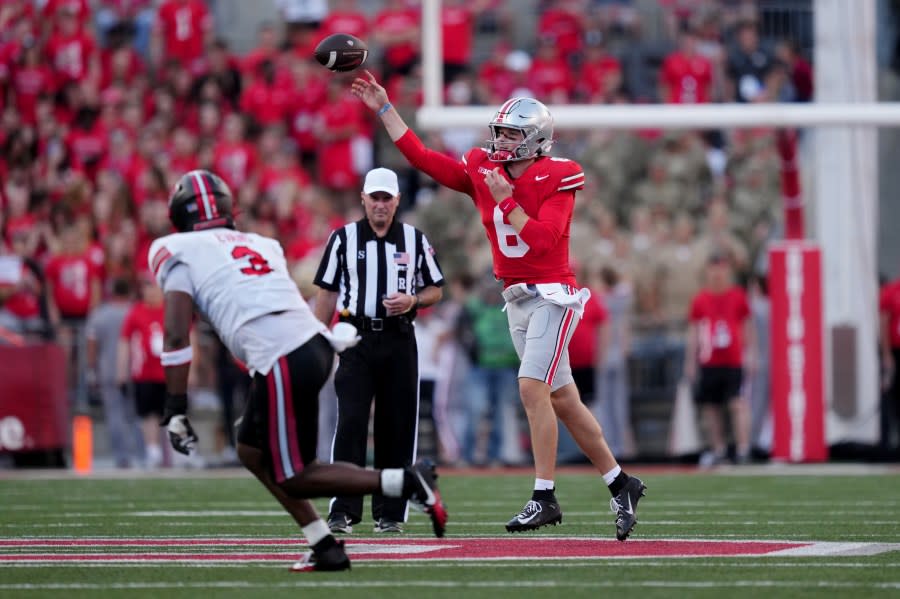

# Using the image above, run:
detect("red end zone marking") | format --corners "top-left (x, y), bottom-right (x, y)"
top-left (0, 538), bottom-right (810, 562)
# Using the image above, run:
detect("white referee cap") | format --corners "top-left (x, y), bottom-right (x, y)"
top-left (363, 168), bottom-right (399, 196)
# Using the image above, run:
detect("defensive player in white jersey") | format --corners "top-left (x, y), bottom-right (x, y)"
top-left (148, 170), bottom-right (448, 572)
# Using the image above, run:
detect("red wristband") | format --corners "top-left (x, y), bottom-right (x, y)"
top-left (498, 197), bottom-right (519, 216)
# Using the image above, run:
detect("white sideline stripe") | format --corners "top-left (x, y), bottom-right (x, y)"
top-left (1, 581), bottom-right (899, 590)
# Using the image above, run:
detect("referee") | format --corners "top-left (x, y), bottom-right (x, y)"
top-left (313, 167), bottom-right (444, 534)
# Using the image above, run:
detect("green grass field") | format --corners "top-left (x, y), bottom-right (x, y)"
top-left (1, 466), bottom-right (899, 598)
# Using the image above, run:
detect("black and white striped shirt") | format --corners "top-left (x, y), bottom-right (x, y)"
top-left (314, 219), bottom-right (444, 319)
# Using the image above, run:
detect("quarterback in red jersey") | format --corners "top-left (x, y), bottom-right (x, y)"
top-left (351, 71), bottom-right (646, 541)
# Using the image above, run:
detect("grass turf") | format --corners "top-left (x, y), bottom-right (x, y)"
top-left (0, 467), bottom-right (898, 598)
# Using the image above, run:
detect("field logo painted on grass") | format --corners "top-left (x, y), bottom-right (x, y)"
top-left (3, 538), bottom-right (899, 563)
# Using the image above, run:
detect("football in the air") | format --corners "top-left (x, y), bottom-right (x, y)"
top-left (314, 33), bottom-right (368, 72)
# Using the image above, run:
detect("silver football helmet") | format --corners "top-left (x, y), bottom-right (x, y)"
top-left (486, 97), bottom-right (554, 162)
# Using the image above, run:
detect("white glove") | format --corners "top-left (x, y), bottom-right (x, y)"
top-left (321, 322), bottom-right (361, 353)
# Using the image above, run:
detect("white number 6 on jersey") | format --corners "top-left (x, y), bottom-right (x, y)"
top-left (493, 206), bottom-right (530, 258)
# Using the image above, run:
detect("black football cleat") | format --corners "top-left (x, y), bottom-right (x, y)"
top-left (505, 499), bottom-right (563, 532)
top-left (406, 459), bottom-right (448, 538)
top-left (290, 539), bottom-right (351, 572)
top-left (610, 476), bottom-right (646, 541)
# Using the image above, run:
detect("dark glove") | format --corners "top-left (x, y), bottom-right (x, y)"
top-left (160, 393), bottom-right (198, 455)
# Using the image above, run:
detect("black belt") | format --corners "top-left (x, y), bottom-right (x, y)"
top-left (340, 315), bottom-right (412, 333)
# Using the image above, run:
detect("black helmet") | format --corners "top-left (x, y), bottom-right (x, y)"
top-left (168, 170), bottom-right (235, 232)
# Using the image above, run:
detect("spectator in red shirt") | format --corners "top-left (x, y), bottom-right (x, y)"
top-left (441, 0), bottom-right (474, 83)
top-left (117, 273), bottom-right (167, 468)
top-left (240, 59), bottom-right (291, 129)
top-left (577, 39), bottom-right (622, 102)
top-left (660, 28), bottom-right (713, 104)
top-left (45, 217), bottom-right (104, 407)
top-left (153, 0), bottom-right (213, 71)
top-left (775, 38), bottom-right (813, 103)
top-left (879, 276), bottom-right (900, 450)
top-left (536, 0), bottom-right (585, 66)
top-left (45, 5), bottom-right (99, 89)
top-left (285, 59), bottom-right (328, 168)
top-left (320, 0), bottom-right (369, 41)
top-left (43, 0), bottom-right (91, 33)
top-left (12, 42), bottom-right (56, 126)
top-left (213, 113), bottom-right (258, 192)
top-left (527, 39), bottom-right (574, 104)
top-left (66, 108), bottom-right (109, 182)
top-left (685, 251), bottom-right (756, 466)
top-left (567, 268), bottom-right (609, 407)
top-left (373, 0), bottom-right (420, 82)
top-left (314, 78), bottom-right (365, 199)
top-left (241, 22), bottom-right (281, 78)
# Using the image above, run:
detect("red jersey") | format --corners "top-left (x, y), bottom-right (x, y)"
top-left (45, 31), bottom-right (96, 85)
top-left (45, 253), bottom-right (102, 318)
top-left (578, 55), bottom-right (622, 99)
top-left (689, 287), bottom-right (750, 367)
top-left (442, 6), bottom-right (473, 65)
top-left (120, 301), bottom-right (166, 383)
top-left (11, 65), bottom-right (55, 125)
top-left (879, 280), bottom-right (900, 348)
top-left (537, 9), bottom-right (583, 56)
top-left (156, 0), bottom-right (212, 64)
top-left (240, 79), bottom-right (291, 126)
top-left (660, 51), bottom-right (713, 104)
top-left (320, 10), bottom-right (369, 40)
top-left (568, 292), bottom-right (608, 368)
top-left (212, 141), bottom-right (257, 190)
top-left (373, 8), bottom-right (419, 69)
top-left (528, 56), bottom-right (574, 100)
top-left (395, 130), bottom-right (584, 287)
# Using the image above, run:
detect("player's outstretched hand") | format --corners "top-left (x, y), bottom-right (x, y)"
top-left (351, 70), bottom-right (389, 113)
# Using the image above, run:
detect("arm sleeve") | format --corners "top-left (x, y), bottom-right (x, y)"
top-left (415, 233), bottom-right (445, 288)
top-left (161, 263), bottom-right (195, 296)
top-left (517, 190), bottom-right (575, 256)
top-left (394, 129), bottom-right (475, 195)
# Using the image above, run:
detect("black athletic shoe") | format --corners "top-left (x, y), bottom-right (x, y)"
top-left (290, 540), bottom-right (351, 572)
top-left (327, 514), bottom-right (353, 534)
top-left (406, 459), bottom-right (448, 538)
top-left (505, 499), bottom-right (563, 532)
top-left (610, 476), bottom-right (646, 541)
top-left (373, 518), bottom-right (403, 533)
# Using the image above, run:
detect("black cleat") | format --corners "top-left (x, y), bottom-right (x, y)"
top-left (373, 518), bottom-right (403, 533)
top-left (406, 459), bottom-right (448, 538)
top-left (505, 499), bottom-right (563, 532)
top-left (327, 514), bottom-right (353, 534)
top-left (290, 540), bottom-right (351, 572)
top-left (610, 476), bottom-right (646, 541)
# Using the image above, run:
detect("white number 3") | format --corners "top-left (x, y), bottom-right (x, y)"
top-left (493, 206), bottom-right (530, 258)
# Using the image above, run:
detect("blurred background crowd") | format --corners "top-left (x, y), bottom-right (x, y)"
top-left (3, 0), bottom-right (895, 469)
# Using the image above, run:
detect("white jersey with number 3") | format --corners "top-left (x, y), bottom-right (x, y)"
top-left (148, 228), bottom-right (325, 375)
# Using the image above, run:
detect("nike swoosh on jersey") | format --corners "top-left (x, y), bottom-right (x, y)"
top-left (535, 174), bottom-right (550, 181)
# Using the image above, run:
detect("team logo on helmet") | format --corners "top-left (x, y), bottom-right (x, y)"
top-left (486, 98), bottom-right (555, 162)
top-left (168, 170), bottom-right (235, 232)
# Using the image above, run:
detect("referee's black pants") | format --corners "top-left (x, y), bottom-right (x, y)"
top-left (330, 326), bottom-right (419, 524)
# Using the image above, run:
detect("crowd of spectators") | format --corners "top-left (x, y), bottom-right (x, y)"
top-left (0, 0), bottom-right (813, 466)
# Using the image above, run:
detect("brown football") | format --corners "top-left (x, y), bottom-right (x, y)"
top-left (314, 33), bottom-right (368, 72)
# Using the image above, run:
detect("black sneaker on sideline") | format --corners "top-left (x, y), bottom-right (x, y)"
top-left (610, 476), bottom-right (646, 541)
top-left (405, 459), bottom-right (448, 538)
top-left (505, 499), bottom-right (563, 532)
top-left (327, 514), bottom-right (353, 534)
top-left (290, 540), bottom-right (351, 572)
